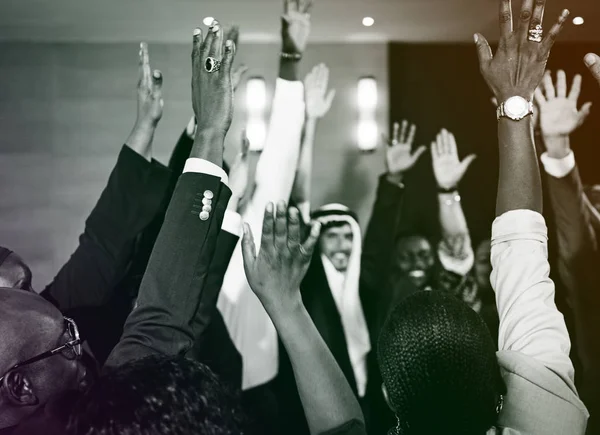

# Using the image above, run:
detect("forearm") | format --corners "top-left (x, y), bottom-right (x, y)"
top-left (496, 117), bottom-right (542, 216)
top-left (269, 300), bottom-right (365, 435)
top-left (292, 117), bottom-right (317, 207)
top-left (437, 192), bottom-right (470, 238)
top-left (125, 121), bottom-right (156, 162)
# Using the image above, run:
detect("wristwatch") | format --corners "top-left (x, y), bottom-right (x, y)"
top-left (496, 96), bottom-right (534, 121)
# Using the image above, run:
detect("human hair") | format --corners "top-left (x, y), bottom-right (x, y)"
top-left (377, 290), bottom-right (505, 435)
top-left (66, 354), bottom-right (248, 435)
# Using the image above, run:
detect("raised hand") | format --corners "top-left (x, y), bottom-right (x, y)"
top-left (584, 53), bottom-right (600, 86)
top-left (282, 0), bottom-right (313, 55)
top-left (305, 63), bottom-right (336, 119)
top-left (125, 42), bottom-right (163, 161)
top-left (136, 43), bottom-right (164, 127)
top-left (383, 120), bottom-right (427, 180)
top-left (191, 20), bottom-right (236, 140)
top-left (241, 202), bottom-right (321, 313)
top-left (224, 25), bottom-right (249, 91)
top-left (535, 70), bottom-right (592, 139)
top-left (431, 129), bottom-right (476, 190)
top-left (475, 2), bottom-right (570, 102)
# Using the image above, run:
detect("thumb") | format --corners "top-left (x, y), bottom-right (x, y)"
top-left (241, 223), bottom-right (257, 268)
top-left (241, 130), bottom-right (250, 156)
top-left (324, 89), bottom-right (336, 110)
top-left (410, 146), bottom-right (427, 164)
top-left (474, 34), bottom-right (493, 70)
top-left (460, 154), bottom-right (477, 173)
top-left (584, 53), bottom-right (600, 86)
top-left (577, 102), bottom-right (593, 126)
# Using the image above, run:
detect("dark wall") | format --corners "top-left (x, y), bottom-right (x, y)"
top-left (388, 42), bottom-right (600, 244)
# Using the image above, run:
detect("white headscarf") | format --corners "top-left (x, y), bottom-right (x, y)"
top-left (314, 204), bottom-right (371, 397)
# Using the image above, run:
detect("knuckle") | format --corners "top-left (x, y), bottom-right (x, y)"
top-left (520, 10), bottom-right (532, 21)
top-left (535, 0), bottom-right (544, 6)
top-left (500, 12), bottom-right (512, 23)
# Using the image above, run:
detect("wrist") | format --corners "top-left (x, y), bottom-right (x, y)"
top-left (261, 292), bottom-right (304, 321)
top-left (386, 172), bottom-right (404, 186)
top-left (190, 129), bottom-right (225, 165)
top-left (437, 185), bottom-right (458, 193)
top-left (542, 135), bottom-right (571, 159)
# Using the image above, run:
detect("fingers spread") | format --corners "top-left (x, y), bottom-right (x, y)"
top-left (241, 223), bottom-right (257, 265)
top-left (399, 120), bottom-right (408, 144)
top-left (543, 71), bottom-right (555, 99)
top-left (192, 28), bottom-right (203, 61)
top-left (556, 70), bottom-right (567, 98)
top-left (261, 202), bottom-right (275, 248)
top-left (474, 34), bottom-right (493, 70)
top-left (541, 9), bottom-right (570, 55)
top-left (222, 40), bottom-right (236, 75)
top-left (578, 102), bottom-right (593, 126)
top-left (530, 0), bottom-right (546, 29)
top-left (516, 0), bottom-right (535, 41)
top-left (301, 222), bottom-right (321, 258)
top-left (274, 201), bottom-right (288, 250)
top-left (534, 87), bottom-right (546, 105)
top-left (499, 0), bottom-right (513, 37)
top-left (406, 123), bottom-right (416, 146)
top-left (287, 207), bottom-right (301, 249)
top-left (139, 42), bottom-right (151, 86)
top-left (392, 122), bottom-right (400, 144)
top-left (568, 74), bottom-right (582, 102)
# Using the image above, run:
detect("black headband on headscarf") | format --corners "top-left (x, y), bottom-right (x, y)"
top-left (0, 247), bottom-right (13, 267)
top-left (310, 203), bottom-right (360, 225)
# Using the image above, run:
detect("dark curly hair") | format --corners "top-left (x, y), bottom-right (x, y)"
top-left (377, 290), bottom-right (505, 435)
top-left (66, 354), bottom-right (248, 435)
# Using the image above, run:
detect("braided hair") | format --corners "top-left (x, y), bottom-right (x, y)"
top-left (377, 290), bottom-right (504, 435)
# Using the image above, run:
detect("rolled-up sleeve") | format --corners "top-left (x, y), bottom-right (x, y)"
top-left (490, 210), bottom-right (575, 385)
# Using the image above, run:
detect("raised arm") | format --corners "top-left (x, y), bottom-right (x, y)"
top-left (431, 129), bottom-right (476, 276)
top-left (242, 203), bottom-right (366, 435)
top-left (106, 19), bottom-right (237, 367)
top-left (41, 43), bottom-right (171, 311)
top-left (291, 63), bottom-right (336, 220)
top-left (475, 1), bottom-right (575, 380)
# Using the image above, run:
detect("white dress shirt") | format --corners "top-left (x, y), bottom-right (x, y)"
top-left (217, 78), bottom-right (306, 390)
top-left (540, 151), bottom-right (576, 179)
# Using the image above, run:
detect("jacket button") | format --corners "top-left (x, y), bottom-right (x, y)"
top-left (199, 211), bottom-right (210, 221)
top-left (202, 205), bottom-right (212, 213)
top-left (203, 190), bottom-right (214, 200)
top-left (202, 197), bottom-right (212, 206)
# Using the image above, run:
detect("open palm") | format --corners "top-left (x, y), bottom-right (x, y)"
top-left (384, 120), bottom-right (426, 175)
top-left (282, 0), bottom-right (312, 54)
top-left (305, 63), bottom-right (336, 119)
top-left (431, 129), bottom-right (476, 190)
top-left (535, 70), bottom-right (591, 137)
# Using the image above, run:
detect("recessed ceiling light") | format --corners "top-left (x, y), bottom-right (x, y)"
top-left (203, 17), bottom-right (215, 26)
top-left (362, 17), bottom-right (375, 27)
top-left (573, 17), bottom-right (584, 25)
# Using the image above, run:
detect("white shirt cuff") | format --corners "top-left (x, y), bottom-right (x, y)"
top-left (183, 158), bottom-right (228, 185)
top-left (491, 210), bottom-right (548, 246)
top-left (275, 77), bottom-right (304, 96)
top-left (438, 245), bottom-right (475, 276)
top-left (540, 151), bottom-right (576, 179)
top-left (222, 210), bottom-right (242, 237)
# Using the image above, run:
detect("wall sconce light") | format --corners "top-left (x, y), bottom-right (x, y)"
top-left (245, 77), bottom-right (267, 151)
top-left (357, 76), bottom-right (378, 151)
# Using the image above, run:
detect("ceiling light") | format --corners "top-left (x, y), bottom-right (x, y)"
top-left (573, 17), bottom-right (584, 25)
top-left (203, 17), bottom-right (215, 26)
top-left (362, 17), bottom-right (375, 27)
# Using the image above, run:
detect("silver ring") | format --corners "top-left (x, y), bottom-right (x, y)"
top-left (204, 57), bottom-right (221, 73)
top-left (528, 24), bottom-right (543, 43)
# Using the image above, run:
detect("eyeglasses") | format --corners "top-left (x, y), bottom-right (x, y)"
top-left (0, 317), bottom-right (82, 383)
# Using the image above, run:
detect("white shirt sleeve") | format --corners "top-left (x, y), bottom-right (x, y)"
top-left (540, 151), bottom-right (576, 179)
top-left (490, 209), bottom-right (575, 385)
top-left (183, 158), bottom-right (228, 184)
top-left (437, 239), bottom-right (475, 276)
top-left (217, 78), bottom-right (306, 390)
top-left (222, 210), bottom-right (242, 237)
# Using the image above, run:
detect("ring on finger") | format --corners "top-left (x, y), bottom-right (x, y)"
top-left (205, 57), bottom-right (221, 73)
top-left (528, 24), bottom-right (543, 43)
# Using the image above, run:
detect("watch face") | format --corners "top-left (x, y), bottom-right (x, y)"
top-left (504, 96), bottom-right (529, 119)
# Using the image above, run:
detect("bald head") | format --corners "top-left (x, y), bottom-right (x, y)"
top-left (0, 288), bottom-right (89, 429)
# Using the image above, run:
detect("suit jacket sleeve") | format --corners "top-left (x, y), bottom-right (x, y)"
top-left (361, 175), bottom-right (405, 332)
top-left (546, 166), bottom-right (600, 380)
top-left (105, 172), bottom-right (231, 368)
top-left (41, 145), bottom-right (171, 312)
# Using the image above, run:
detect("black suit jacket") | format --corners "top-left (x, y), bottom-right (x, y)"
top-left (40, 145), bottom-right (171, 312)
top-left (546, 166), bottom-right (600, 433)
top-left (106, 171), bottom-right (231, 366)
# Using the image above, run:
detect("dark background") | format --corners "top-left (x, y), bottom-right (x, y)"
top-left (388, 42), bottom-right (600, 245)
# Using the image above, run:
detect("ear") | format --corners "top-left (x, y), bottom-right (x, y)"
top-left (381, 383), bottom-right (394, 412)
top-left (2, 370), bottom-right (38, 406)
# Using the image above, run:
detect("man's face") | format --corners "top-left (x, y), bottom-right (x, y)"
top-left (0, 253), bottom-right (33, 292)
top-left (474, 240), bottom-right (492, 290)
top-left (0, 289), bottom-right (92, 425)
top-left (319, 224), bottom-right (354, 272)
top-left (394, 236), bottom-right (435, 289)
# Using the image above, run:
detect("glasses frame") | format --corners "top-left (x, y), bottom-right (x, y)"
top-left (0, 317), bottom-right (82, 384)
